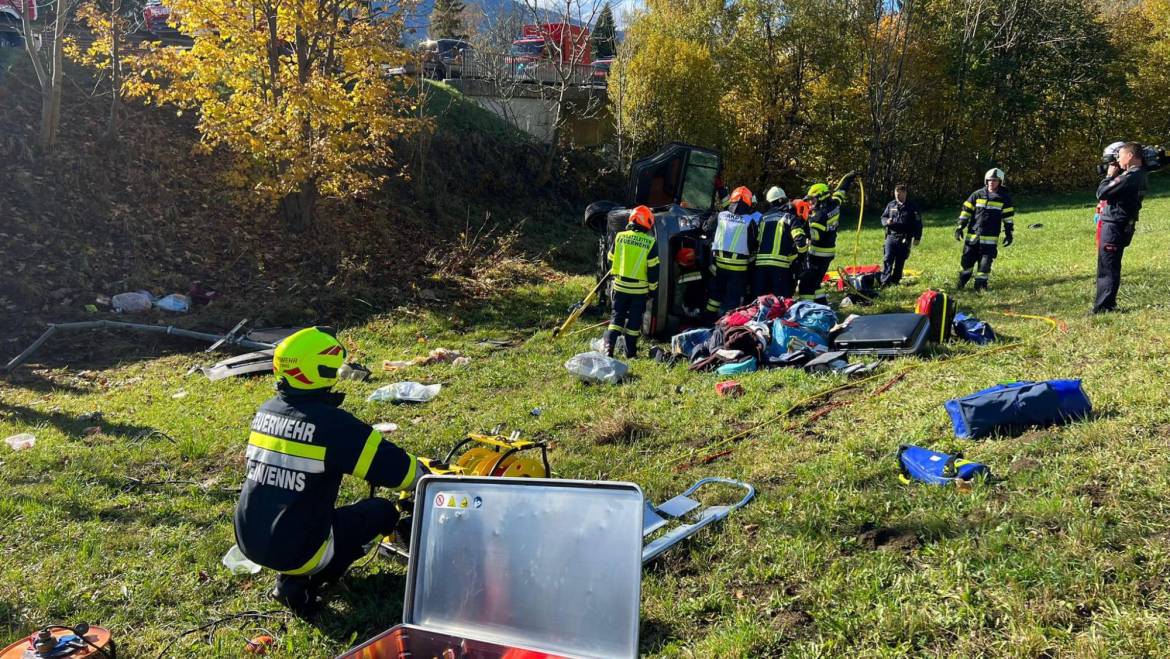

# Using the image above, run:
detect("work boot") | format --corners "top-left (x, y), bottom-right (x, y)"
top-left (956, 272), bottom-right (972, 290)
top-left (623, 336), bottom-right (638, 359)
top-left (973, 279), bottom-right (988, 293)
top-left (271, 575), bottom-right (320, 617)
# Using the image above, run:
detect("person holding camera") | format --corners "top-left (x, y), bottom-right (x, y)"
top-left (1093, 142), bottom-right (1148, 314)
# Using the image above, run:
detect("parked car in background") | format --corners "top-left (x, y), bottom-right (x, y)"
top-left (506, 23), bottom-right (591, 82)
top-left (417, 38), bottom-right (472, 80)
top-left (1, 0), bottom-right (31, 48)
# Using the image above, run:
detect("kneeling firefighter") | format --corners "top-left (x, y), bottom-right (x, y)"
top-left (604, 205), bottom-right (659, 358)
top-left (954, 168), bottom-right (1015, 291)
top-left (705, 186), bottom-right (760, 315)
top-left (234, 327), bottom-right (429, 615)
top-left (797, 172), bottom-right (858, 300)
top-left (753, 186), bottom-right (808, 298)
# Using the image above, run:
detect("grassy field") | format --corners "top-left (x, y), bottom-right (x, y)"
top-left (3, 182), bottom-right (1170, 658)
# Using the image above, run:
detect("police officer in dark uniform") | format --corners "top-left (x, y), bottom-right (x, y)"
top-left (234, 327), bottom-right (428, 615)
top-left (954, 168), bottom-right (1015, 291)
top-left (1093, 142), bottom-right (1148, 313)
top-left (879, 183), bottom-right (923, 286)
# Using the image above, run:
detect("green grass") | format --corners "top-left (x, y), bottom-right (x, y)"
top-left (3, 182), bottom-right (1170, 657)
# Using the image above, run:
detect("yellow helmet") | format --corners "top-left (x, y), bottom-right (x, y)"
top-left (807, 183), bottom-right (830, 200)
top-left (273, 327), bottom-right (347, 390)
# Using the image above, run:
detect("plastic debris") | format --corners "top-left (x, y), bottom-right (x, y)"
top-left (715, 381), bottom-right (744, 398)
top-left (382, 360), bottom-right (413, 371)
top-left (373, 422), bottom-right (399, 433)
top-left (590, 336), bottom-right (626, 355)
top-left (564, 351), bottom-right (628, 385)
top-left (112, 291), bottom-right (153, 313)
top-left (172, 389), bottom-right (189, 399)
top-left (452, 356), bottom-right (471, 367)
top-left (368, 381), bottom-right (442, 403)
top-left (5, 433), bottom-right (35, 451)
top-left (222, 544), bottom-right (263, 575)
top-left (338, 363), bottom-right (371, 381)
top-left (155, 293), bottom-right (191, 313)
top-left (530, 407), bottom-right (543, 417)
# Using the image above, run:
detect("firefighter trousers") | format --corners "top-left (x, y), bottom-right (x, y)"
top-left (752, 264), bottom-right (797, 299)
top-left (275, 497), bottom-right (399, 597)
top-left (958, 242), bottom-right (997, 290)
top-left (605, 290), bottom-right (646, 357)
top-left (797, 255), bottom-right (834, 300)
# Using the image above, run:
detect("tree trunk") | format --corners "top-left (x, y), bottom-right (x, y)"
top-left (37, 0), bottom-right (68, 152)
top-left (107, 2), bottom-right (121, 139)
top-left (280, 177), bottom-right (319, 231)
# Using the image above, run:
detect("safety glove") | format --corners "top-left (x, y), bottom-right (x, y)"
top-left (953, 226), bottom-right (965, 242)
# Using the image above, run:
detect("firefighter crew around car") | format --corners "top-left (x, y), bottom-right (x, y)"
top-left (705, 186), bottom-right (760, 315)
top-left (753, 186), bottom-right (808, 298)
top-left (954, 168), bottom-right (1015, 291)
top-left (797, 172), bottom-right (857, 300)
top-left (879, 183), bottom-right (923, 286)
top-left (1093, 142), bottom-right (1147, 313)
top-left (603, 205), bottom-right (659, 358)
top-left (234, 327), bottom-right (429, 615)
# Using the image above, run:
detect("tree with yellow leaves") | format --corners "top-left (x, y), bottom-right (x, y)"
top-left (122, 0), bottom-right (422, 229)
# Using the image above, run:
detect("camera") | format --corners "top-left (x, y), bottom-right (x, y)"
top-left (1097, 141), bottom-right (1168, 176)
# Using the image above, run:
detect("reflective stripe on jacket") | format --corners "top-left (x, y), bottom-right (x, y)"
top-left (958, 187), bottom-right (1015, 243)
top-left (234, 387), bottom-right (416, 573)
top-left (607, 227), bottom-right (659, 294)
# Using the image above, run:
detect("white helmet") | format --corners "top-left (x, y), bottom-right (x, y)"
top-left (984, 168), bottom-right (1005, 183)
top-left (765, 186), bottom-right (786, 203)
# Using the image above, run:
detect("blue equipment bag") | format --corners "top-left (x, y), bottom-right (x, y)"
top-left (769, 319), bottom-right (830, 357)
top-left (783, 301), bottom-right (837, 336)
top-left (945, 379), bottom-right (1092, 439)
top-left (953, 313), bottom-right (996, 345)
top-left (671, 328), bottom-right (712, 357)
top-left (897, 445), bottom-right (991, 485)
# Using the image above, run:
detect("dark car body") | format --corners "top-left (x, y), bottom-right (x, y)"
top-left (583, 143), bottom-right (722, 339)
top-left (418, 38), bottom-right (472, 79)
top-left (591, 58), bottom-right (612, 84)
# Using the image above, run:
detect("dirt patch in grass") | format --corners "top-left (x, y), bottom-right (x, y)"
top-left (770, 608), bottom-right (814, 632)
top-left (1008, 457), bottom-right (1042, 474)
top-left (857, 524), bottom-right (920, 552)
top-left (589, 412), bottom-right (650, 446)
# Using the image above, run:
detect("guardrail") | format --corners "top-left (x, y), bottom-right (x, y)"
top-left (427, 50), bottom-right (601, 87)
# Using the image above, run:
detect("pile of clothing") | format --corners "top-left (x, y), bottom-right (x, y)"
top-left (665, 295), bottom-right (879, 377)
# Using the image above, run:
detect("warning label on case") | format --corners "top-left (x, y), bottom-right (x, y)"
top-left (434, 492), bottom-right (477, 511)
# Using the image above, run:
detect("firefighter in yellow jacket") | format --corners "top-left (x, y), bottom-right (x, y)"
top-left (603, 205), bottom-right (660, 358)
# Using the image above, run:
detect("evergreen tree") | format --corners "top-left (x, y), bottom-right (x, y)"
top-left (592, 2), bottom-right (616, 59)
top-left (431, 0), bottom-right (466, 39)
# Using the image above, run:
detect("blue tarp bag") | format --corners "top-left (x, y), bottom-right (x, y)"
top-left (784, 301), bottom-right (837, 337)
top-left (898, 445), bottom-right (991, 485)
top-left (768, 319), bottom-right (830, 357)
top-left (945, 379), bottom-right (1092, 439)
top-left (953, 313), bottom-right (996, 345)
top-left (671, 328), bottom-right (712, 357)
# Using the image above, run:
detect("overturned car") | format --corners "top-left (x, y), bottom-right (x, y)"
top-left (583, 143), bottom-right (722, 339)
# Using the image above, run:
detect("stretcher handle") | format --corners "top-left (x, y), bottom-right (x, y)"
top-left (678, 477), bottom-right (755, 511)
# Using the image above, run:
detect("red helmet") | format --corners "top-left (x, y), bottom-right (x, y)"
top-left (676, 247), bottom-right (697, 268)
top-left (728, 186), bottom-right (753, 206)
top-left (630, 205), bottom-right (655, 231)
top-left (791, 199), bottom-right (811, 221)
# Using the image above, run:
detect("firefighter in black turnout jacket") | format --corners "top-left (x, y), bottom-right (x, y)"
top-left (1093, 142), bottom-right (1148, 313)
top-left (797, 173), bottom-right (857, 300)
top-left (234, 327), bottom-right (427, 615)
top-left (753, 186), bottom-right (808, 298)
top-left (879, 183), bottom-right (923, 286)
top-left (954, 168), bottom-right (1015, 291)
top-left (604, 205), bottom-right (659, 358)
